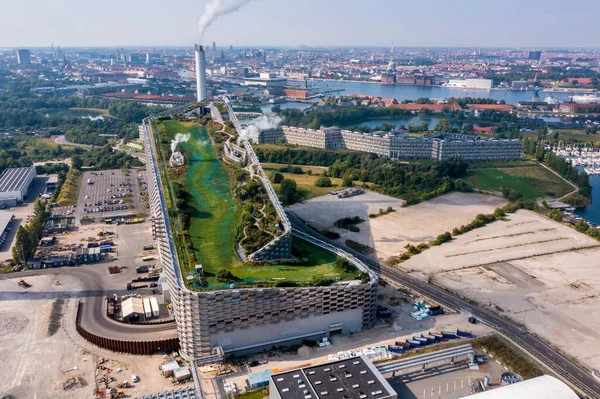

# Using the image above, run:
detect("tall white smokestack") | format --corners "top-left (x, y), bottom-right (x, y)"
top-left (195, 44), bottom-right (207, 102)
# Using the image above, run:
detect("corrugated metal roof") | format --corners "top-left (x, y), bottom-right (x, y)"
top-left (0, 167), bottom-right (35, 193)
top-left (466, 376), bottom-right (578, 398)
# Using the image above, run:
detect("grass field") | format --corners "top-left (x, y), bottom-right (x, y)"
top-left (262, 162), bottom-right (328, 174)
top-left (467, 165), bottom-right (574, 199)
top-left (120, 144), bottom-right (144, 154)
top-left (552, 129), bottom-right (600, 143)
top-left (274, 173), bottom-right (344, 200)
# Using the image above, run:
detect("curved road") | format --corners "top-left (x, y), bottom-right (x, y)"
top-left (287, 211), bottom-right (600, 399)
top-left (1, 266), bottom-right (177, 340)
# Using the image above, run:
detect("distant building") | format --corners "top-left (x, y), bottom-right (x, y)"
top-left (381, 73), bottom-right (396, 84)
top-left (466, 104), bottom-right (515, 112)
top-left (212, 42), bottom-right (217, 52)
top-left (16, 49), bottom-right (31, 65)
top-left (0, 167), bottom-right (36, 202)
top-left (528, 50), bottom-right (542, 61)
top-left (282, 89), bottom-right (310, 99)
top-left (242, 73), bottom-right (288, 89)
top-left (512, 80), bottom-right (528, 89)
top-left (446, 79), bottom-right (493, 90)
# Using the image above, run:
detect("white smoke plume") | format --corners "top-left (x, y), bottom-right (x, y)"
top-left (171, 133), bottom-right (191, 153)
top-left (199, 0), bottom-right (256, 41)
top-left (240, 112), bottom-right (282, 142)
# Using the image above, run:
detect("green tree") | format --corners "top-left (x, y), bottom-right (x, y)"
top-left (314, 176), bottom-right (332, 187)
top-left (279, 178), bottom-right (302, 205)
top-left (12, 225), bottom-right (33, 265)
top-left (270, 171), bottom-right (284, 184)
top-left (342, 175), bottom-right (353, 187)
top-left (434, 119), bottom-right (453, 133)
top-left (575, 219), bottom-right (590, 233)
top-left (71, 155), bottom-right (83, 170)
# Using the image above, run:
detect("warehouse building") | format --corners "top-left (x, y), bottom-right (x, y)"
top-left (270, 355), bottom-right (397, 399)
top-left (0, 167), bottom-right (37, 202)
top-left (122, 297), bottom-right (145, 322)
top-left (0, 211), bottom-right (14, 248)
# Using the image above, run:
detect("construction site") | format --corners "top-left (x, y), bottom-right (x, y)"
top-left (400, 209), bottom-right (600, 371)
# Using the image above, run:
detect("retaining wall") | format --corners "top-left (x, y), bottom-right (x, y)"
top-left (76, 302), bottom-right (179, 355)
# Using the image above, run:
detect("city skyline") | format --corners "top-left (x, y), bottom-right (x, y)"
top-left (1, 0), bottom-right (600, 48)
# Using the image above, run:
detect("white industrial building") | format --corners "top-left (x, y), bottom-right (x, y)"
top-left (122, 297), bottom-right (145, 322)
top-left (0, 167), bottom-right (36, 202)
top-left (446, 78), bottom-right (493, 90)
top-left (466, 375), bottom-right (577, 398)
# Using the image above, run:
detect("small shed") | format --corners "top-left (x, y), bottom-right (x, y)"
top-left (247, 370), bottom-right (274, 389)
top-left (160, 360), bottom-right (180, 377)
top-left (173, 366), bottom-right (192, 382)
top-left (122, 297), bottom-right (144, 322)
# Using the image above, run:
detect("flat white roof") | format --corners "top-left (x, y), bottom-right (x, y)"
top-left (466, 376), bottom-right (578, 399)
top-left (0, 211), bottom-right (13, 233)
top-left (0, 167), bottom-right (35, 193)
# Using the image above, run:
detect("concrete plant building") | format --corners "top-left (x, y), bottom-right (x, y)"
top-left (0, 167), bottom-right (37, 202)
top-left (143, 120), bottom-right (378, 359)
top-left (256, 127), bottom-right (521, 162)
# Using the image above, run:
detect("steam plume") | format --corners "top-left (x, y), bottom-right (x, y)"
top-left (199, 0), bottom-right (256, 41)
top-left (240, 112), bottom-right (282, 142)
top-left (171, 133), bottom-right (191, 153)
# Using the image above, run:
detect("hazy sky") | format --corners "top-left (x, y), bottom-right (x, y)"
top-left (1, 0), bottom-right (599, 48)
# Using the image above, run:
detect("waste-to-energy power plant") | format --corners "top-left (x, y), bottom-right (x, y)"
top-left (195, 44), bottom-right (207, 102)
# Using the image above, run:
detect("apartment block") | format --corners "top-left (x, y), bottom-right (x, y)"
top-left (258, 127), bottom-right (521, 162)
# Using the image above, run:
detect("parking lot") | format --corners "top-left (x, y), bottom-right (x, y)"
top-left (76, 169), bottom-right (147, 222)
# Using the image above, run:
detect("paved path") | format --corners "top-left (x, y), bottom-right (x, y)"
top-left (0, 267), bottom-right (177, 340)
top-left (537, 161), bottom-right (579, 201)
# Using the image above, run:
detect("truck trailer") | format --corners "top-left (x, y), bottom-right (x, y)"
top-left (150, 296), bottom-right (160, 317)
top-left (143, 298), bottom-right (152, 319)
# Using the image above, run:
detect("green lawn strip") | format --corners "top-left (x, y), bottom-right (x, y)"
top-left (467, 165), bottom-right (573, 199)
top-left (162, 120), bottom-right (240, 274)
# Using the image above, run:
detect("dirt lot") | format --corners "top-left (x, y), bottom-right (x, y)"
top-left (220, 282), bottom-right (491, 395)
top-left (288, 191), bottom-right (506, 260)
top-left (401, 209), bottom-right (600, 370)
top-left (0, 272), bottom-right (191, 399)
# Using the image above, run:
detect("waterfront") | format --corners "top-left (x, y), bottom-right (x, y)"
top-left (291, 79), bottom-right (574, 104)
top-left (576, 174), bottom-right (600, 225)
top-left (350, 117), bottom-right (489, 130)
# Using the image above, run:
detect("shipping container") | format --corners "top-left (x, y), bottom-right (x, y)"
top-left (406, 340), bottom-right (421, 348)
top-left (456, 329), bottom-right (473, 338)
top-left (136, 265), bottom-right (149, 274)
top-left (421, 334), bottom-right (436, 344)
top-left (108, 265), bottom-right (120, 274)
top-left (441, 331), bottom-right (457, 339)
top-left (414, 337), bottom-right (429, 345)
top-left (388, 345), bottom-right (406, 354)
top-left (150, 296), bottom-right (160, 317)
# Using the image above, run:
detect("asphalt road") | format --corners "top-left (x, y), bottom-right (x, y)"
top-left (287, 211), bottom-right (600, 399)
top-left (1, 266), bottom-right (177, 340)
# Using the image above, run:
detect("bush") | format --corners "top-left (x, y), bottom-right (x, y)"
top-left (314, 176), bottom-right (332, 187)
top-left (432, 232), bottom-right (452, 246)
top-left (342, 176), bottom-right (353, 187)
top-left (270, 171), bottom-right (284, 184)
top-left (348, 224), bottom-right (360, 232)
top-left (216, 269), bottom-right (239, 282)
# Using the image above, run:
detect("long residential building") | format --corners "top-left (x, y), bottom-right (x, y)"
top-left (256, 127), bottom-right (521, 162)
top-left (143, 119), bottom-right (378, 360)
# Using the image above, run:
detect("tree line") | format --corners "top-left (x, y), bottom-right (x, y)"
top-left (13, 200), bottom-right (49, 265)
